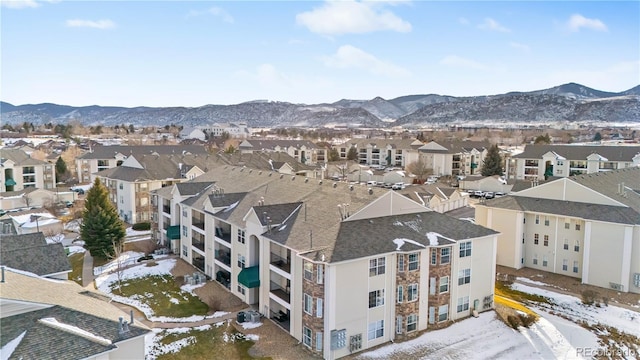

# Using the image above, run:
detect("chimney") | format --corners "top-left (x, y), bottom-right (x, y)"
top-left (130, 310), bottom-right (134, 325)
top-left (1, 266), bottom-right (5, 283)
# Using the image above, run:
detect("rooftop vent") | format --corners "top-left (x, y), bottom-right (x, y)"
top-left (333, 183), bottom-right (337, 188)
top-left (368, 188), bottom-right (373, 195)
top-left (318, 180), bottom-right (323, 185)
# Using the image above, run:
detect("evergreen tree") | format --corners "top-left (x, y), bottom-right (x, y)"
top-left (55, 157), bottom-right (68, 181)
top-left (80, 178), bottom-right (126, 259)
top-left (481, 144), bottom-right (503, 176)
top-left (346, 146), bottom-right (358, 161)
top-left (328, 148), bottom-right (340, 162)
top-left (593, 132), bottom-right (602, 141)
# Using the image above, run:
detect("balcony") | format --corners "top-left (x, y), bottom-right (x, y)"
top-left (214, 227), bottom-right (231, 243)
top-left (270, 253), bottom-right (291, 273)
top-left (192, 239), bottom-right (205, 252)
top-left (163, 204), bottom-right (171, 214)
top-left (215, 249), bottom-right (231, 267)
top-left (569, 162), bottom-right (587, 169)
top-left (192, 219), bottom-right (205, 230)
top-left (192, 252), bottom-right (205, 272)
top-left (270, 281), bottom-right (291, 303)
top-left (524, 160), bottom-right (539, 167)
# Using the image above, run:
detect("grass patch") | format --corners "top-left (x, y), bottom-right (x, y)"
top-left (496, 280), bottom-right (550, 305)
top-left (68, 252), bottom-right (85, 286)
top-left (152, 322), bottom-right (272, 360)
top-left (494, 295), bottom-right (538, 317)
top-left (111, 275), bottom-right (208, 318)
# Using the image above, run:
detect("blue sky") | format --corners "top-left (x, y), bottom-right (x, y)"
top-left (2, 0), bottom-right (638, 107)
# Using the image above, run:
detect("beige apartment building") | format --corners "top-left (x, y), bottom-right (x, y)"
top-left (151, 167), bottom-right (498, 359)
top-left (238, 139), bottom-right (327, 166)
top-left (1, 149), bottom-right (56, 192)
top-left (475, 167), bottom-right (640, 294)
top-left (335, 139), bottom-right (423, 168)
top-left (508, 144), bottom-right (640, 181)
top-left (417, 141), bottom-right (491, 177)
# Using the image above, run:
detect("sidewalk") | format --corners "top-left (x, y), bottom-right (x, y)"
top-left (81, 251), bottom-right (95, 288)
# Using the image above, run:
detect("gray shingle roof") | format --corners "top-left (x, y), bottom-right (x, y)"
top-left (209, 192), bottom-right (249, 221)
top-left (77, 145), bottom-right (207, 160)
top-left (0, 233), bottom-right (71, 276)
top-left (419, 141), bottom-right (491, 154)
top-left (485, 195), bottom-right (640, 225)
top-left (240, 139), bottom-right (319, 150)
top-left (569, 167), bottom-right (640, 213)
top-left (329, 211), bottom-right (498, 263)
top-left (1, 305), bottom-right (147, 360)
top-left (0, 149), bottom-right (48, 166)
top-left (512, 144), bottom-right (640, 161)
top-left (176, 182), bottom-right (216, 196)
top-left (95, 154), bottom-right (218, 182)
top-left (338, 138), bottom-right (423, 150)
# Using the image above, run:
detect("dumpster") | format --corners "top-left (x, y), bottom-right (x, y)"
top-left (237, 311), bottom-right (245, 323)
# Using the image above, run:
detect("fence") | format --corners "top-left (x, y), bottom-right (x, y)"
top-left (93, 257), bottom-right (139, 276)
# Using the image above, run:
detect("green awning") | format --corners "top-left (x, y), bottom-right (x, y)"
top-left (166, 225), bottom-right (180, 240)
top-left (5, 178), bottom-right (16, 186)
top-left (238, 266), bottom-right (260, 288)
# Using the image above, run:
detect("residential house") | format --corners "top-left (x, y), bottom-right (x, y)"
top-left (179, 127), bottom-right (207, 141)
top-left (474, 168), bottom-right (640, 294)
top-left (239, 140), bottom-right (327, 166)
top-left (334, 139), bottom-right (424, 168)
top-left (0, 233), bottom-right (71, 280)
top-left (1, 209), bottom-right (63, 236)
top-left (0, 187), bottom-right (76, 211)
top-left (203, 123), bottom-right (251, 138)
top-left (1, 149), bottom-right (56, 192)
top-left (150, 167), bottom-right (498, 359)
top-left (95, 153), bottom-right (219, 224)
top-left (398, 185), bottom-right (470, 213)
top-left (75, 145), bottom-right (209, 183)
top-left (459, 175), bottom-right (513, 194)
top-left (508, 144), bottom-right (640, 181)
top-left (417, 141), bottom-right (491, 177)
top-left (0, 267), bottom-right (150, 359)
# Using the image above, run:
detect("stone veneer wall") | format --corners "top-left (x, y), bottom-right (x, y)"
top-left (301, 261), bottom-right (325, 356)
top-left (428, 247), bottom-right (452, 330)
top-left (395, 253), bottom-right (422, 340)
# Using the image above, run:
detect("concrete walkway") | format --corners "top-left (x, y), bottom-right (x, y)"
top-left (81, 251), bottom-right (95, 288)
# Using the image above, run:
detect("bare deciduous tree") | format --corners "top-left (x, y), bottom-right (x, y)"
top-left (406, 160), bottom-right (433, 182)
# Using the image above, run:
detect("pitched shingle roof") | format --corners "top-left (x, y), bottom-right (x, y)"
top-left (95, 154), bottom-right (218, 182)
top-left (569, 167), bottom-right (640, 213)
top-left (0, 233), bottom-right (71, 276)
top-left (77, 145), bottom-right (207, 160)
top-left (240, 139), bottom-right (319, 150)
top-left (0, 149), bottom-right (48, 166)
top-left (512, 145), bottom-right (640, 161)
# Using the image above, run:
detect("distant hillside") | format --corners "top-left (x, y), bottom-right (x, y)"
top-left (1, 83), bottom-right (638, 128)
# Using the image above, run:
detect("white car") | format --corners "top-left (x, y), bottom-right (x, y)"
top-left (392, 182), bottom-right (406, 190)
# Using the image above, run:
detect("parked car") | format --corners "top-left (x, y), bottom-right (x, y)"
top-left (473, 190), bottom-right (484, 198)
top-left (366, 181), bottom-right (377, 186)
top-left (392, 182), bottom-right (406, 190)
top-left (484, 192), bottom-right (495, 199)
top-left (72, 188), bottom-right (85, 195)
top-left (64, 200), bottom-right (74, 208)
top-left (383, 183), bottom-right (393, 189)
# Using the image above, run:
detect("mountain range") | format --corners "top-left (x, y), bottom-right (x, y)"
top-left (1, 83), bottom-right (639, 129)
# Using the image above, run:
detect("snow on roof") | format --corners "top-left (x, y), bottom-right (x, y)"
top-left (38, 317), bottom-right (112, 346)
top-left (223, 201), bottom-right (239, 213)
top-left (3, 266), bottom-right (66, 284)
top-left (392, 238), bottom-right (426, 251)
top-left (1, 331), bottom-right (26, 360)
top-left (426, 232), bottom-right (455, 246)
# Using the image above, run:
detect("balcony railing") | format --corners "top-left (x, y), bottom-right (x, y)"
top-left (524, 160), bottom-right (538, 167)
top-left (162, 205), bottom-right (171, 214)
top-left (214, 228), bottom-right (231, 243)
top-left (192, 220), bottom-right (205, 230)
top-left (215, 250), bottom-right (231, 267)
top-left (270, 253), bottom-right (291, 273)
top-left (192, 239), bottom-right (205, 252)
top-left (270, 281), bottom-right (291, 303)
top-left (192, 257), bottom-right (205, 272)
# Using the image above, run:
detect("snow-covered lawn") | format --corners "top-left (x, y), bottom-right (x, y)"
top-left (126, 227), bottom-right (152, 237)
top-left (66, 245), bottom-right (86, 255)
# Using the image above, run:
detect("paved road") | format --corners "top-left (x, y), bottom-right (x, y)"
top-left (81, 251), bottom-right (95, 287)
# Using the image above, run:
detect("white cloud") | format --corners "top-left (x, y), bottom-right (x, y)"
top-left (65, 19), bottom-right (116, 30)
top-left (510, 41), bottom-right (530, 53)
top-left (566, 14), bottom-right (607, 32)
top-left (439, 55), bottom-right (488, 71)
top-left (296, 1), bottom-right (411, 35)
top-left (458, 17), bottom-right (469, 25)
top-left (187, 7), bottom-right (234, 23)
top-left (323, 45), bottom-right (410, 77)
top-left (1, 0), bottom-right (38, 9)
top-left (478, 18), bottom-right (510, 33)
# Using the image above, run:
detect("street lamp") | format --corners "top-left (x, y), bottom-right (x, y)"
top-left (32, 214), bottom-right (41, 233)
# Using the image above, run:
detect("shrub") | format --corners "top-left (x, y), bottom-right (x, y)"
top-left (581, 290), bottom-right (599, 305)
top-left (507, 315), bottom-right (522, 329)
top-left (518, 313), bottom-right (537, 328)
top-left (132, 222), bottom-right (151, 231)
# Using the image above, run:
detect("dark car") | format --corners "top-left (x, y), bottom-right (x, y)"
top-left (72, 188), bottom-right (85, 195)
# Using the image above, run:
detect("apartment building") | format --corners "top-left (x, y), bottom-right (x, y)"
top-left (0, 149), bottom-right (56, 192)
top-left (75, 145), bottom-right (208, 183)
top-left (238, 140), bottom-right (327, 166)
top-left (417, 141), bottom-right (490, 176)
top-left (95, 153), bottom-right (218, 224)
top-left (475, 168), bottom-right (640, 294)
top-left (203, 123), bottom-right (251, 138)
top-left (335, 139), bottom-right (424, 168)
top-left (508, 144), bottom-right (640, 181)
top-left (151, 167), bottom-right (498, 359)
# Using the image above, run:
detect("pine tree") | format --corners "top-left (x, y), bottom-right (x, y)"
top-left (80, 178), bottom-right (126, 259)
top-left (55, 157), bottom-right (68, 182)
top-left (346, 146), bottom-right (358, 161)
top-left (481, 144), bottom-right (503, 177)
top-left (328, 148), bottom-right (340, 162)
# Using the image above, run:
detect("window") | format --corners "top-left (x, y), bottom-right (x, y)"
top-left (237, 229), bottom-right (245, 244)
top-left (368, 290), bottom-right (384, 308)
top-left (317, 265), bottom-right (324, 284)
top-left (429, 307), bottom-right (435, 324)
top-left (398, 255), bottom-right (405, 272)
top-left (430, 277), bottom-right (436, 295)
top-left (633, 273), bottom-right (640, 288)
top-left (368, 320), bottom-right (384, 340)
top-left (369, 257), bottom-right (386, 276)
top-left (408, 253), bottom-right (419, 271)
top-left (533, 254), bottom-right (538, 265)
top-left (237, 254), bottom-right (245, 268)
top-left (303, 326), bottom-right (312, 347)
top-left (316, 332), bottom-right (323, 351)
top-left (573, 261), bottom-right (579, 273)
top-left (304, 262), bottom-right (313, 281)
top-left (119, 183), bottom-right (123, 190)
top-left (304, 293), bottom-right (313, 314)
top-left (395, 316), bottom-right (403, 334)
top-left (182, 245), bottom-right (188, 257)
top-left (438, 305), bottom-right (448, 322)
top-left (120, 196), bottom-right (124, 204)
top-left (316, 298), bottom-right (323, 318)
top-left (563, 239), bottom-right (569, 250)
top-left (574, 240), bottom-right (580, 252)
top-left (543, 235), bottom-right (549, 246)
top-left (458, 268), bottom-right (471, 285)
top-left (407, 314), bottom-right (418, 332)
top-left (459, 241), bottom-right (472, 257)
top-left (562, 259), bottom-right (568, 271)
top-left (542, 255), bottom-right (548, 267)
top-left (544, 216), bottom-right (550, 226)
top-left (407, 284), bottom-right (418, 302)
top-left (534, 234), bottom-right (539, 245)
top-left (397, 285), bottom-right (403, 303)
top-left (431, 249), bottom-right (437, 265)
top-left (237, 284), bottom-right (246, 295)
top-left (535, 215), bottom-right (540, 224)
top-left (575, 223), bottom-right (581, 231)
top-left (457, 296), bottom-right (469, 313)
top-left (441, 248), bottom-right (450, 264)
top-left (439, 276), bottom-right (449, 293)
top-left (350, 334), bottom-right (362, 352)
top-left (183, 209), bottom-right (187, 217)
top-left (564, 222), bottom-right (570, 230)
top-left (182, 225), bottom-right (187, 237)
